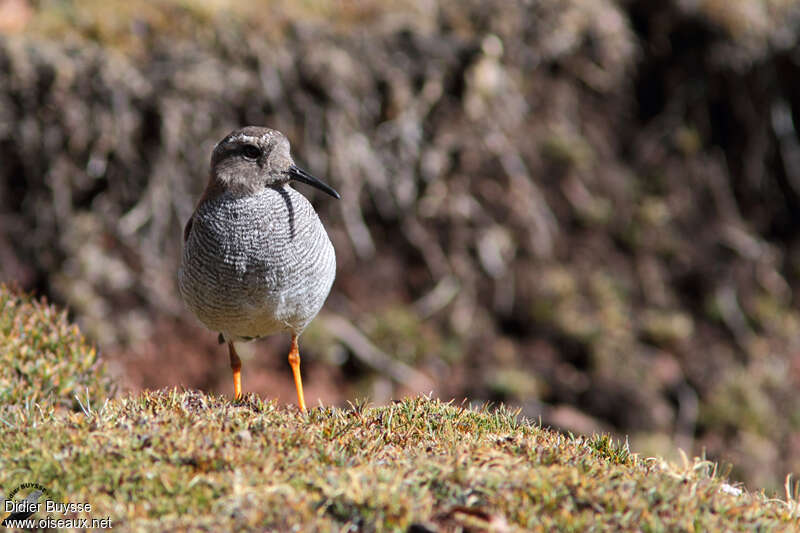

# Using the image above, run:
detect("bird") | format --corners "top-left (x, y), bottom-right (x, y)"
top-left (178, 126), bottom-right (339, 411)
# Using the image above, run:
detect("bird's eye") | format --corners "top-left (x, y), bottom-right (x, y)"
top-left (241, 145), bottom-right (261, 160)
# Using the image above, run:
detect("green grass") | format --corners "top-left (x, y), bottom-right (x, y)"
top-left (0, 284), bottom-right (111, 411)
top-left (3, 392), bottom-right (799, 531)
top-left (1, 287), bottom-right (799, 531)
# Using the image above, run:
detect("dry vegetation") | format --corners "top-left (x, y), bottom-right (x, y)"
top-left (2, 0), bottom-right (800, 493)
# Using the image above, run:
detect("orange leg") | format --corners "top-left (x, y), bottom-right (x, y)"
top-left (228, 341), bottom-right (242, 401)
top-left (288, 334), bottom-right (307, 412)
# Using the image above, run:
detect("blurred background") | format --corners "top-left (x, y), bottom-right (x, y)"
top-left (2, 0), bottom-right (800, 492)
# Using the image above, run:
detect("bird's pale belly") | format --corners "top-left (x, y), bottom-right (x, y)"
top-left (178, 188), bottom-right (336, 340)
top-left (189, 266), bottom-right (314, 339)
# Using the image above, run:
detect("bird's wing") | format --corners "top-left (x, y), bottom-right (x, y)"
top-left (183, 215), bottom-right (193, 243)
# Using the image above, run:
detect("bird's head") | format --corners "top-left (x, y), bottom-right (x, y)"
top-left (209, 126), bottom-right (340, 199)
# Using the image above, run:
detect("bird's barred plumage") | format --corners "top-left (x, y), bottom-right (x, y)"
top-left (177, 126), bottom-right (338, 408)
top-left (179, 184), bottom-right (335, 341)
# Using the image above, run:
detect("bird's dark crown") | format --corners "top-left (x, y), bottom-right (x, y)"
top-left (209, 127), bottom-right (293, 193)
top-left (203, 126), bottom-right (340, 201)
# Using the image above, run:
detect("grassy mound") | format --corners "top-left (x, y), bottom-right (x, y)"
top-left (1, 389), bottom-right (797, 531)
top-left (0, 284), bottom-right (111, 410)
top-left (1, 285), bottom-right (797, 530)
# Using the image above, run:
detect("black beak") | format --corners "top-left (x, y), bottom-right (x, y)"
top-left (287, 165), bottom-right (341, 199)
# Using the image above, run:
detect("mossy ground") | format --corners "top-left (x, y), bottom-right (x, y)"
top-left (0, 284), bottom-right (111, 410)
top-left (2, 391), bottom-right (799, 531)
top-left (1, 286), bottom-right (799, 531)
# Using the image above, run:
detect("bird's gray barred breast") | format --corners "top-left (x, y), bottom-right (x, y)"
top-left (178, 186), bottom-right (336, 339)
